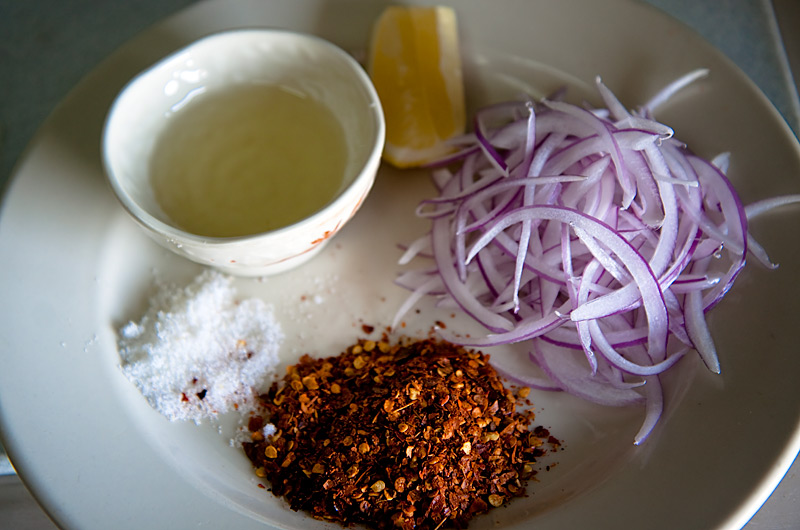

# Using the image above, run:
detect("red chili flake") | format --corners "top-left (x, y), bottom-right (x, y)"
top-left (242, 337), bottom-right (561, 530)
top-left (361, 324), bottom-right (375, 334)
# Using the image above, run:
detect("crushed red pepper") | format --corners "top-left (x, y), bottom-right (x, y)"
top-left (243, 338), bottom-right (559, 529)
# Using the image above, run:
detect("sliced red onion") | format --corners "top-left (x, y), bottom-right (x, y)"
top-left (744, 194), bottom-right (800, 219)
top-left (394, 71), bottom-right (798, 444)
top-left (531, 340), bottom-right (645, 407)
top-left (641, 68), bottom-right (710, 115)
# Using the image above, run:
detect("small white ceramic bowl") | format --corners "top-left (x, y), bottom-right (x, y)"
top-left (103, 29), bottom-right (385, 276)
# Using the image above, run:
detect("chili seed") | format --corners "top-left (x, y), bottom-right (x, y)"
top-left (483, 432), bottom-right (500, 442)
top-left (302, 375), bottom-right (319, 390)
top-left (488, 494), bottom-right (504, 507)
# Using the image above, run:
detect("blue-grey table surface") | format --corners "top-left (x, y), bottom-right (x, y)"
top-left (1, 0), bottom-right (799, 528)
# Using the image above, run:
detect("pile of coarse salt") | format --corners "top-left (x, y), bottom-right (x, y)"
top-left (118, 270), bottom-right (283, 423)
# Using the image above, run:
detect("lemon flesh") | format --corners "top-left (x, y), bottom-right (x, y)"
top-left (368, 6), bottom-right (466, 168)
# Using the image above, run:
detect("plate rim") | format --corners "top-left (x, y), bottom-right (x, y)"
top-left (2, 1), bottom-right (800, 529)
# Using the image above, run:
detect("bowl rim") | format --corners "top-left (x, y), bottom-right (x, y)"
top-left (101, 27), bottom-right (386, 246)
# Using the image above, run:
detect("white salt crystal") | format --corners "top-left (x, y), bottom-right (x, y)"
top-left (121, 321), bottom-right (143, 339)
top-left (117, 270), bottom-right (283, 423)
top-left (262, 423), bottom-right (277, 437)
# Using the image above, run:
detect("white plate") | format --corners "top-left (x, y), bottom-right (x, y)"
top-left (1, 1), bottom-right (799, 529)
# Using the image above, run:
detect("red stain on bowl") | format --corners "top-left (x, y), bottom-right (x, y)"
top-left (311, 231), bottom-right (334, 245)
top-left (311, 220), bottom-right (342, 245)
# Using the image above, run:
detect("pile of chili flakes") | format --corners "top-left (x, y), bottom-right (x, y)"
top-left (243, 337), bottom-right (560, 530)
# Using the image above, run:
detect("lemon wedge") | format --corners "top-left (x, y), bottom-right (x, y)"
top-left (367, 6), bottom-right (466, 168)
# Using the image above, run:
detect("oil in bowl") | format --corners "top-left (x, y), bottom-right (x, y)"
top-left (102, 29), bottom-right (385, 276)
top-left (151, 83), bottom-right (349, 238)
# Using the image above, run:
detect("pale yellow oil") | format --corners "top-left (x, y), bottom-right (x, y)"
top-left (150, 84), bottom-right (348, 237)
